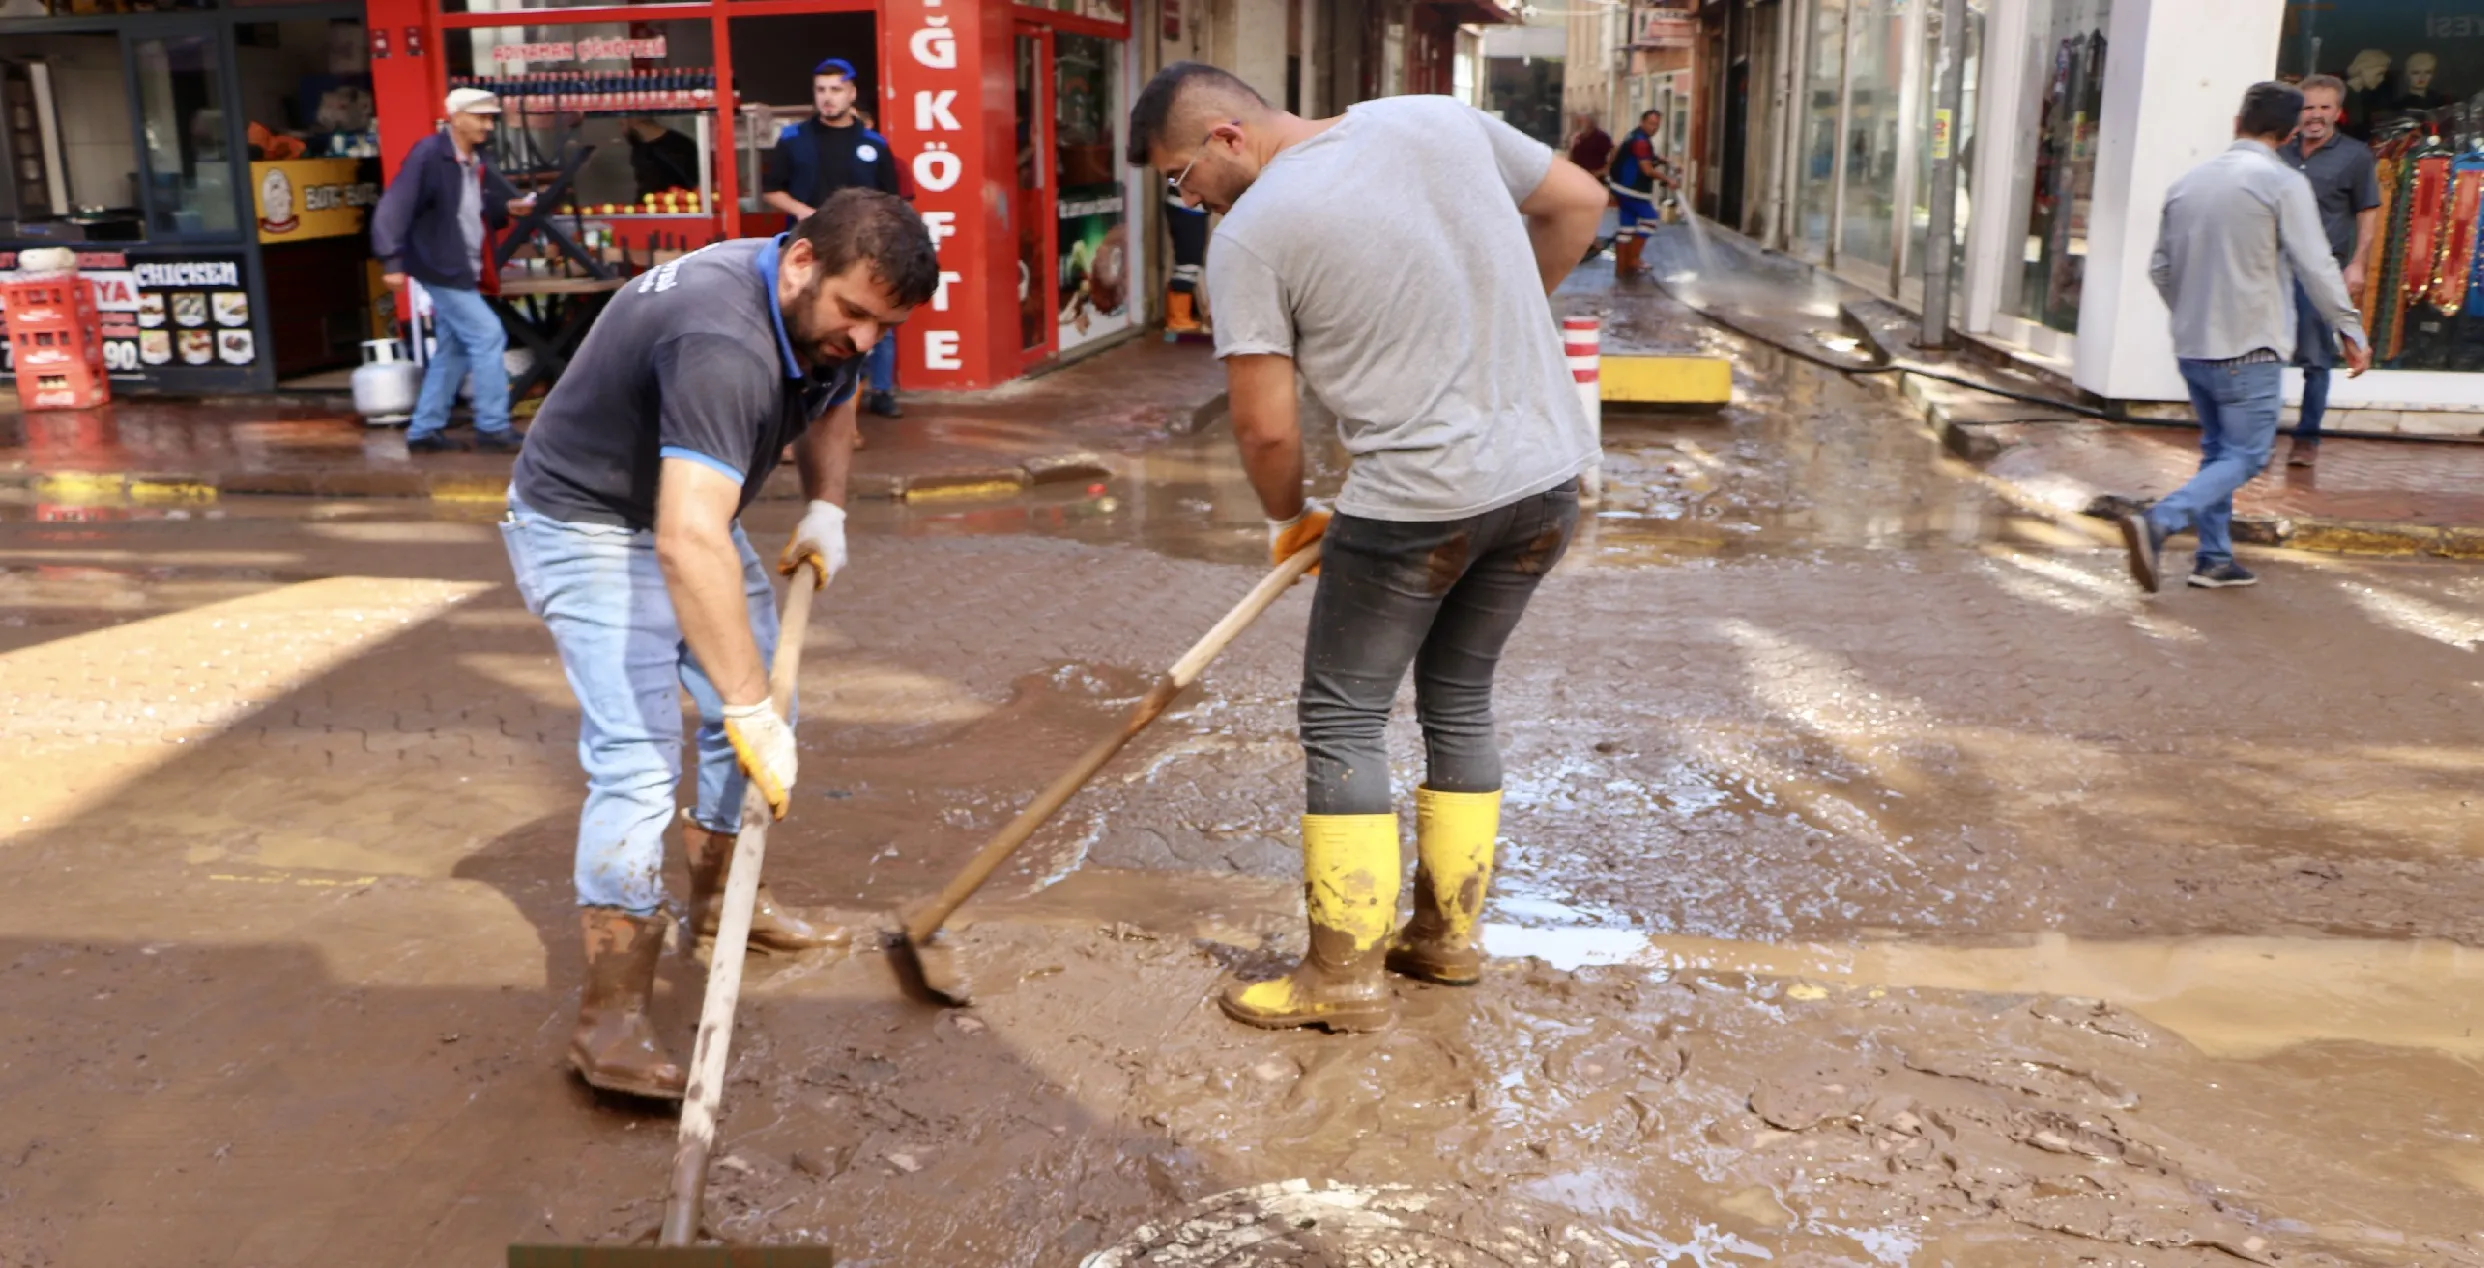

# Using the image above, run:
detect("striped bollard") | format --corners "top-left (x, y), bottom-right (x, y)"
top-left (1564, 314), bottom-right (1602, 506)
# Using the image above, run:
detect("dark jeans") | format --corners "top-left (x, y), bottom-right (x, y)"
top-left (1299, 482), bottom-right (1582, 816)
top-left (2292, 281), bottom-right (2335, 443)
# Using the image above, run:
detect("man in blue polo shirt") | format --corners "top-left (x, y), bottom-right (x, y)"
top-left (503, 188), bottom-right (936, 1100)
top-left (762, 57), bottom-right (907, 419)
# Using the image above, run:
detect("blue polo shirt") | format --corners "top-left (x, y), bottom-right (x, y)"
top-left (511, 236), bottom-right (862, 530)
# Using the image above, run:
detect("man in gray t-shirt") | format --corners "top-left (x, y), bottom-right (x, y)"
top-left (1127, 64), bottom-right (1607, 1034)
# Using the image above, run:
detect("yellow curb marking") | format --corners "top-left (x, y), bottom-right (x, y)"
top-left (904, 479), bottom-right (1026, 502)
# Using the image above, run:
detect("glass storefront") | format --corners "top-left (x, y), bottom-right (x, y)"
top-left (2280, 0), bottom-right (2482, 374)
top-left (0, 11), bottom-right (376, 390)
top-left (1904, 0), bottom-right (1981, 300)
top-left (1791, 0), bottom-right (1842, 256)
top-left (1836, 0), bottom-right (1903, 272)
top-left (1997, 0), bottom-right (2108, 337)
top-left (1051, 30), bottom-right (1124, 353)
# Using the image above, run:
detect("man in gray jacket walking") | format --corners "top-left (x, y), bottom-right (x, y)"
top-left (2123, 81), bottom-right (2370, 593)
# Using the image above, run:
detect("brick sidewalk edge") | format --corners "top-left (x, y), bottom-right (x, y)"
top-left (0, 449), bottom-right (1119, 507)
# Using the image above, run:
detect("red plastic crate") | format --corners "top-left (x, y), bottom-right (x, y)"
top-left (2, 273), bottom-right (109, 410)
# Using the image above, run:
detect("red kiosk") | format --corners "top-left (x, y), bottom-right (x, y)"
top-left (364, 0), bottom-right (1138, 392)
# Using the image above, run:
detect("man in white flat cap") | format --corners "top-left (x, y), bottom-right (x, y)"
top-left (372, 87), bottom-right (536, 454)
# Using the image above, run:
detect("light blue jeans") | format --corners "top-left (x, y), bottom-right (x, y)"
top-left (499, 497), bottom-right (781, 913)
top-left (412, 284), bottom-right (513, 442)
top-left (2151, 358), bottom-right (2284, 569)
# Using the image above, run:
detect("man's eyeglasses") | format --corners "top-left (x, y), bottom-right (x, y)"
top-left (1165, 126), bottom-right (1232, 198)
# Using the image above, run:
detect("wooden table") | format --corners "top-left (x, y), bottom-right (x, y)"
top-left (491, 275), bottom-right (629, 399)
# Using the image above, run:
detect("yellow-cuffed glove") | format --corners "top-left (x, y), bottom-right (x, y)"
top-left (1269, 503), bottom-right (1330, 575)
top-left (777, 499), bottom-right (847, 589)
top-left (721, 701), bottom-right (798, 820)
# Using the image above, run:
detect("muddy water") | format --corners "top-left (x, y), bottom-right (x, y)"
top-left (604, 913), bottom-right (2484, 1266)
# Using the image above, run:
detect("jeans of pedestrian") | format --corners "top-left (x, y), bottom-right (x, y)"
top-left (499, 496), bottom-right (781, 913)
top-left (411, 284), bottom-right (512, 442)
top-left (2149, 358), bottom-right (2284, 569)
top-left (1299, 482), bottom-right (1581, 816)
top-left (2291, 282), bottom-right (2335, 443)
top-left (866, 336), bottom-right (895, 395)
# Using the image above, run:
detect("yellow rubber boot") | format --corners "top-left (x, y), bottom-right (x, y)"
top-left (1166, 290), bottom-right (1204, 334)
top-left (1386, 788), bottom-right (1500, 985)
top-left (1219, 814), bottom-right (1401, 1033)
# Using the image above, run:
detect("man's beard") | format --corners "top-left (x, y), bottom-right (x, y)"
top-left (784, 279), bottom-right (857, 372)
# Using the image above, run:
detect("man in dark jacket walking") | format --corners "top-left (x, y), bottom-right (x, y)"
top-left (762, 58), bottom-right (906, 418)
top-left (372, 88), bottom-right (535, 453)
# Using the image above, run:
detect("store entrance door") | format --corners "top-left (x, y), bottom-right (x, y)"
top-left (1010, 22), bottom-right (1131, 369)
top-left (1013, 24), bottom-right (1056, 364)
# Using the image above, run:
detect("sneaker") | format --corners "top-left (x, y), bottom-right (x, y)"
top-left (2118, 511), bottom-right (2166, 593)
top-left (2286, 439), bottom-right (2319, 469)
top-left (406, 433), bottom-right (467, 454)
top-left (472, 428), bottom-right (524, 454)
top-left (866, 390), bottom-right (903, 419)
top-left (2188, 561), bottom-right (2259, 589)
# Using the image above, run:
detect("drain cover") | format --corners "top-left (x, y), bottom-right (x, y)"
top-left (1082, 1180), bottom-right (1632, 1267)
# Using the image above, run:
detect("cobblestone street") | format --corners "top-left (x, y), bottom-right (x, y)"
top-left (4, 283), bottom-right (2483, 1265)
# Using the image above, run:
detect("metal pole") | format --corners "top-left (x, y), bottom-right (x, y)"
top-left (1918, 0), bottom-right (1967, 348)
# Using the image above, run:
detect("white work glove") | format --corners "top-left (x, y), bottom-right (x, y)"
top-left (778, 499), bottom-right (847, 588)
top-left (1269, 499), bottom-right (1330, 575)
top-left (721, 701), bottom-right (797, 820)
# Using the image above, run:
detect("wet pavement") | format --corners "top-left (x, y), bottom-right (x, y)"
top-left (5, 257), bottom-right (2484, 1266)
top-left (1640, 221), bottom-right (2484, 555)
top-left (0, 337), bottom-right (1217, 502)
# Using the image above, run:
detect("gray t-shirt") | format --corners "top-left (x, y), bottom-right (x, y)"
top-left (1208, 96), bottom-right (1599, 522)
top-left (455, 149), bottom-right (484, 277)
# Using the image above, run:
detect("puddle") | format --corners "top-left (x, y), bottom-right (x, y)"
top-left (1482, 923), bottom-right (2484, 1060)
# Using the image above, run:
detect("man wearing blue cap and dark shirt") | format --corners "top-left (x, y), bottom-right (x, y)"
top-left (763, 57), bottom-right (907, 419)
top-left (502, 188), bottom-right (937, 1100)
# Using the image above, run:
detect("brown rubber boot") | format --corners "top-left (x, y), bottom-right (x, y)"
top-left (1386, 788), bottom-right (1501, 986)
top-left (1218, 814), bottom-right (1400, 1033)
top-left (1614, 233), bottom-right (1644, 277)
top-left (570, 906), bottom-right (686, 1100)
top-left (683, 814), bottom-right (852, 959)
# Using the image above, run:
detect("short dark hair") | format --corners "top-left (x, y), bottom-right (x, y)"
top-left (794, 187), bottom-right (939, 307)
top-left (2238, 81), bottom-right (2304, 139)
top-left (1127, 61), bottom-right (1268, 166)
top-left (1641, 110), bottom-right (1662, 122)
top-left (813, 57), bottom-right (856, 81)
top-left (2298, 73), bottom-right (2346, 101)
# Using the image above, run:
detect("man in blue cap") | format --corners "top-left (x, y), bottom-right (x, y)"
top-left (763, 57), bottom-right (907, 418)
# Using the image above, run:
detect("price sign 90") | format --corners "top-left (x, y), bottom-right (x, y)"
top-left (102, 340), bottom-right (139, 372)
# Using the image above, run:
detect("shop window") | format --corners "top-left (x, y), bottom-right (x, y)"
top-left (1025, 0), bottom-right (1127, 22)
top-left (0, 34), bottom-right (142, 234)
top-left (0, 0), bottom-right (213, 14)
top-left (1997, 0), bottom-right (2108, 336)
top-left (2278, 0), bottom-right (2481, 374)
top-left (1052, 31), bottom-right (1127, 353)
top-left (234, 20), bottom-right (377, 160)
top-left (1906, 0), bottom-right (1982, 298)
top-left (721, 13), bottom-right (874, 217)
top-left (448, 20), bottom-right (723, 216)
top-left (134, 33), bottom-right (238, 235)
top-left (1836, 0), bottom-right (1904, 273)
top-left (1792, 0), bottom-right (1844, 259)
